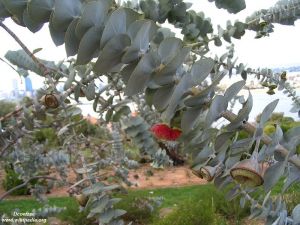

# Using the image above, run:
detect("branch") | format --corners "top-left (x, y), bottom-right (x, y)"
top-left (0, 21), bottom-right (49, 76)
top-left (0, 139), bottom-right (18, 158)
top-left (220, 59), bottom-right (300, 108)
top-left (0, 176), bottom-right (57, 202)
top-left (0, 21), bottom-right (97, 123)
top-left (0, 21), bottom-right (50, 123)
top-left (221, 110), bottom-right (300, 169)
top-left (0, 57), bottom-right (19, 73)
top-left (67, 171), bottom-right (109, 193)
top-left (0, 103), bottom-right (32, 123)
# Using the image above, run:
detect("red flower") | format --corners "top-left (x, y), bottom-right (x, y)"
top-left (150, 123), bottom-right (182, 141)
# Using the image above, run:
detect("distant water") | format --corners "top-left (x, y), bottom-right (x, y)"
top-left (78, 89), bottom-right (300, 122)
top-left (233, 88), bottom-right (300, 122)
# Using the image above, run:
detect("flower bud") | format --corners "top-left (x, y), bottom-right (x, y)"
top-left (258, 18), bottom-right (267, 28)
top-left (74, 194), bottom-right (89, 207)
top-left (280, 71), bottom-right (287, 81)
top-left (266, 89), bottom-right (275, 95)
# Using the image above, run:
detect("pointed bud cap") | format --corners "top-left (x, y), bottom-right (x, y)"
top-left (74, 194), bottom-right (89, 207)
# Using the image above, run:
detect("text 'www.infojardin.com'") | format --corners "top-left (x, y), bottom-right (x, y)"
top-left (1, 212), bottom-right (47, 224)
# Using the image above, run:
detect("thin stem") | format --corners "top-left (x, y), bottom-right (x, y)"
top-left (0, 139), bottom-right (18, 158)
top-left (0, 21), bottom-right (49, 76)
top-left (0, 57), bottom-right (20, 74)
top-left (252, 137), bottom-right (261, 160)
top-left (80, 155), bottom-right (94, 186)
top-left (0, 103), bottom-right (32, 123)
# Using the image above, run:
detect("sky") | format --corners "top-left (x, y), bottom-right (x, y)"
top-left (0, 0), bottom-right (300, 92)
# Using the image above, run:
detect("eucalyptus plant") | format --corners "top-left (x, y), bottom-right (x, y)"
top-left (0, 0), bottom-right (300, 224)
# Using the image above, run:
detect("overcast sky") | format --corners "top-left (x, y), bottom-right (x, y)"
top-left (0, 0), bottom-right (300, 92)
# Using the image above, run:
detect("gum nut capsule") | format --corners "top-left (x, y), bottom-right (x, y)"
top-left (40, 94), bottom-right (60, 108)
top-left (230, 159), bottom-right (264, 187)
top-left (199, 166), bottom-right (218, 182)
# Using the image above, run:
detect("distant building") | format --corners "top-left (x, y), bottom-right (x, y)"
top-left (24, 77), bottom-right (33, 92)
top-left (12, 79), bottom-right (19, 98)
top-left (24, 77), bottom-right (34, 97)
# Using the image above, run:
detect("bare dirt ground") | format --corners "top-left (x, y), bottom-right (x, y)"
top-left (0, 165), bottom-right (206, 199)
top-left (128, 164), bottom-right (206, 189)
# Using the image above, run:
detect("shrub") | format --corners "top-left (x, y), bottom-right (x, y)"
top-left (0, 100), bottom-right (17, 128)
top-left (2, 165), bottom-right (48, 196)
top-left (283, 183), bottom-right (300, 214)
top-left (153, 198), bottom-right (215, 225)
top-left (152, 185), bottom-right (250, 225)
top-left (2, 164), bottom-right (30, 196)
top-left (261, 114), bottom-right (300, 154)
top-left (256, 112), bottom-right (284, 124)
top-left (214, 192), bottom-right (250, 223)
top-left (118, 196), bottom-right (160, 224)
top-left (33, 128), bottom-right (59, 147)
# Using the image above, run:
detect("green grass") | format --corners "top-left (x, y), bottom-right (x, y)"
top-left (269, 177), bottom-right (300, 195)
top-left (0, 197), bottom-right (90, 225)
top-left (0, 182), bottom-right (299, 225)
top-left (0, 184), bottom-right (249, 225)
top-left (114, 184), bottom-right (250, 224)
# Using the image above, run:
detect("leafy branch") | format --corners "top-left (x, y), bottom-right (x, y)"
top-left (221, 110), bottom-right (300, 169)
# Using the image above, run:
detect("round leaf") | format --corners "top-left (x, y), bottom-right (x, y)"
top-left (75, 0), bottom-right (110, 39)
top-left (93, 34), bottom-right (131, 73)
top-left (27, 0), bottom-right (54, 23)
top-left (125, 51), bottom-right (160, 96)
top-left (65, 18), bottom-right (80, 57)
top-left (76, 26), bottom-right (102, 65)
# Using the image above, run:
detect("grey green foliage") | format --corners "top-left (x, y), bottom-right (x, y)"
top-left (151, 149), bottom-right (172, 168)
top-left (140, 0), bottom-right (213, 41)
top-left (246, 0), bottom-right (300, 38)
top-left (121, 115), bottom-right (158, 157)
top-left (111, 122), bottom-right (125, 162)
top-left (82, 182), bottom-right (126, 224)
top-left (5, 50), bottom-right (47, 75)
top-left (210, 0), bottom-right (246, 14)
top-left (1, 0), bottom-right (300, 225)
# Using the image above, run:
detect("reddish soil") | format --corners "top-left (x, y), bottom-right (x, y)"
top-left (0, 165), bottom-right (206, 199)
top-left (128, 165), bottom-right (206, 189)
